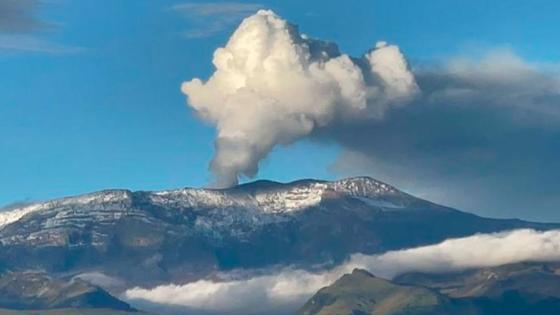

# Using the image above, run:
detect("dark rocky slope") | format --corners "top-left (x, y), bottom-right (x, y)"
top-left (0, 177), bottom-right (557, 286)
top-left (0, 270), bottom-right (133, 311)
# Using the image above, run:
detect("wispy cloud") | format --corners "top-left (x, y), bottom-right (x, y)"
top-left (125, 229), bottom-right (560, 314)
top-left (171, 2), bottom-right (263, 39)
top-left (0, 0), bottom-right (81, 54)
top-left (0, 34), bottom-right (82, 54)
top-left (0, 0), bottom-right (49, 33)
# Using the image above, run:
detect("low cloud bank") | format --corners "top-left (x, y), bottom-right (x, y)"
top-left (125, 229), bottom-right (560, 314)
top-left (0, 0), bottom-right (81, 53)
top-left (74, 272), bottom-right (126, 291)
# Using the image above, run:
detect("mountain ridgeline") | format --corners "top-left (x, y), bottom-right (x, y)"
top-left (0, 177), bottom-right (557, 287)
top-left (299, 262), bottom-right (560, 315)
top-left (0, 271), bottom-right (133, 311)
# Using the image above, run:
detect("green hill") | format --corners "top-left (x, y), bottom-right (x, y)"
top-left (297, 269), bottom-right (473, 315)
top-left (299, 263), bottom-right (560, 315)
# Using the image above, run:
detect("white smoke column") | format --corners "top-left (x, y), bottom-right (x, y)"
top-left (125, 229), bottom-right (560, 313)
top-left (182, 10), bottom-right (418, 187)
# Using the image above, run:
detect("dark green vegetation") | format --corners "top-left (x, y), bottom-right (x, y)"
top-left (299, 263), bottom-right (560, 315)
top-left (0, 271), bottom-right (134, 312)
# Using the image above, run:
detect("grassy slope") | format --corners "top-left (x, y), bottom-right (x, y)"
top-left (297, 269), bottom-right (466, 315)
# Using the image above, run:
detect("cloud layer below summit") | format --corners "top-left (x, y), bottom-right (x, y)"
top-left (126, 229), bottom-right (560, 314)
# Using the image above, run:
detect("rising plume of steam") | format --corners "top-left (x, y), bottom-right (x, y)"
top-left (182, 10), bottom-right (418, 187)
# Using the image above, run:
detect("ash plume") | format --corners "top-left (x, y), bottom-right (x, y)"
top-left (182, 10), bottom-right (418, 187)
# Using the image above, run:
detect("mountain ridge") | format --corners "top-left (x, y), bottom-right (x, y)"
top-left (0, 176), bottom-right (557, 288)
top-left (299, 263), bottom-right (560, 315)
top-left (0, 270), bottom-right (134, 311)
top-left (0, 176), bottom-right (411, 235)
top-left (0, 176), bottom-right (404, 224)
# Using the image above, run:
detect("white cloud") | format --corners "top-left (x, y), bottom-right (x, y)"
top-left (74, 272), bottom-right (126, 290)
top-left (354, 228), bottom-right (560, 277)
top-left (126, 268), bottom-right (334, 314)
top-left (0, 1), bottom-right (82, 54)
top-left (125, 229), bottom-right (560, 314)
top-left (182, 10), bottom-right (418, 187)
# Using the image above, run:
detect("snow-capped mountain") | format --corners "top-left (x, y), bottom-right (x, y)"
top-left (0, 177), bottom-right (400, 228)
top-left (0, 177), bottom-right (557, 286)
top-left (0, 177), bottom-right (405, 246)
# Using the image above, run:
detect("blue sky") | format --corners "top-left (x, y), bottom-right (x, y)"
top-left (1, 0), bottom-right (560, 221)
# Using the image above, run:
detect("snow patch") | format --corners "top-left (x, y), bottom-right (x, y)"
top-left (0, 190), bottom-right (132, 230)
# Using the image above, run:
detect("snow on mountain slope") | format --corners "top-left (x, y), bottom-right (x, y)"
top-left (0, 203), bottom-right (45, 228)
top-left (0, 190), bottom-right (133, 229)
top-left (0, 177), bottom-right (404, 231)
top-left (1, 176), bottom-right (557, 287)
top-left (146, 176), bottom-right (402, 214)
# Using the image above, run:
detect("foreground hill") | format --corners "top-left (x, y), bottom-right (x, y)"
top-left (0, 270), bottom-right (133, 311)
top-left (299, 263), bottom-right (560, 315)
top-left (395, 262), bottom-right (560, 314)
top-left (0, 177), bottom-right (557, 287)
top-left (298, 269), bottom-right (467, 315)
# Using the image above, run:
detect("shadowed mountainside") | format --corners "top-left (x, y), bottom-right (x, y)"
top-left (0, 177), bottom-right (558, 288)
top-left (0, 270), bottom-right (134, 312)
